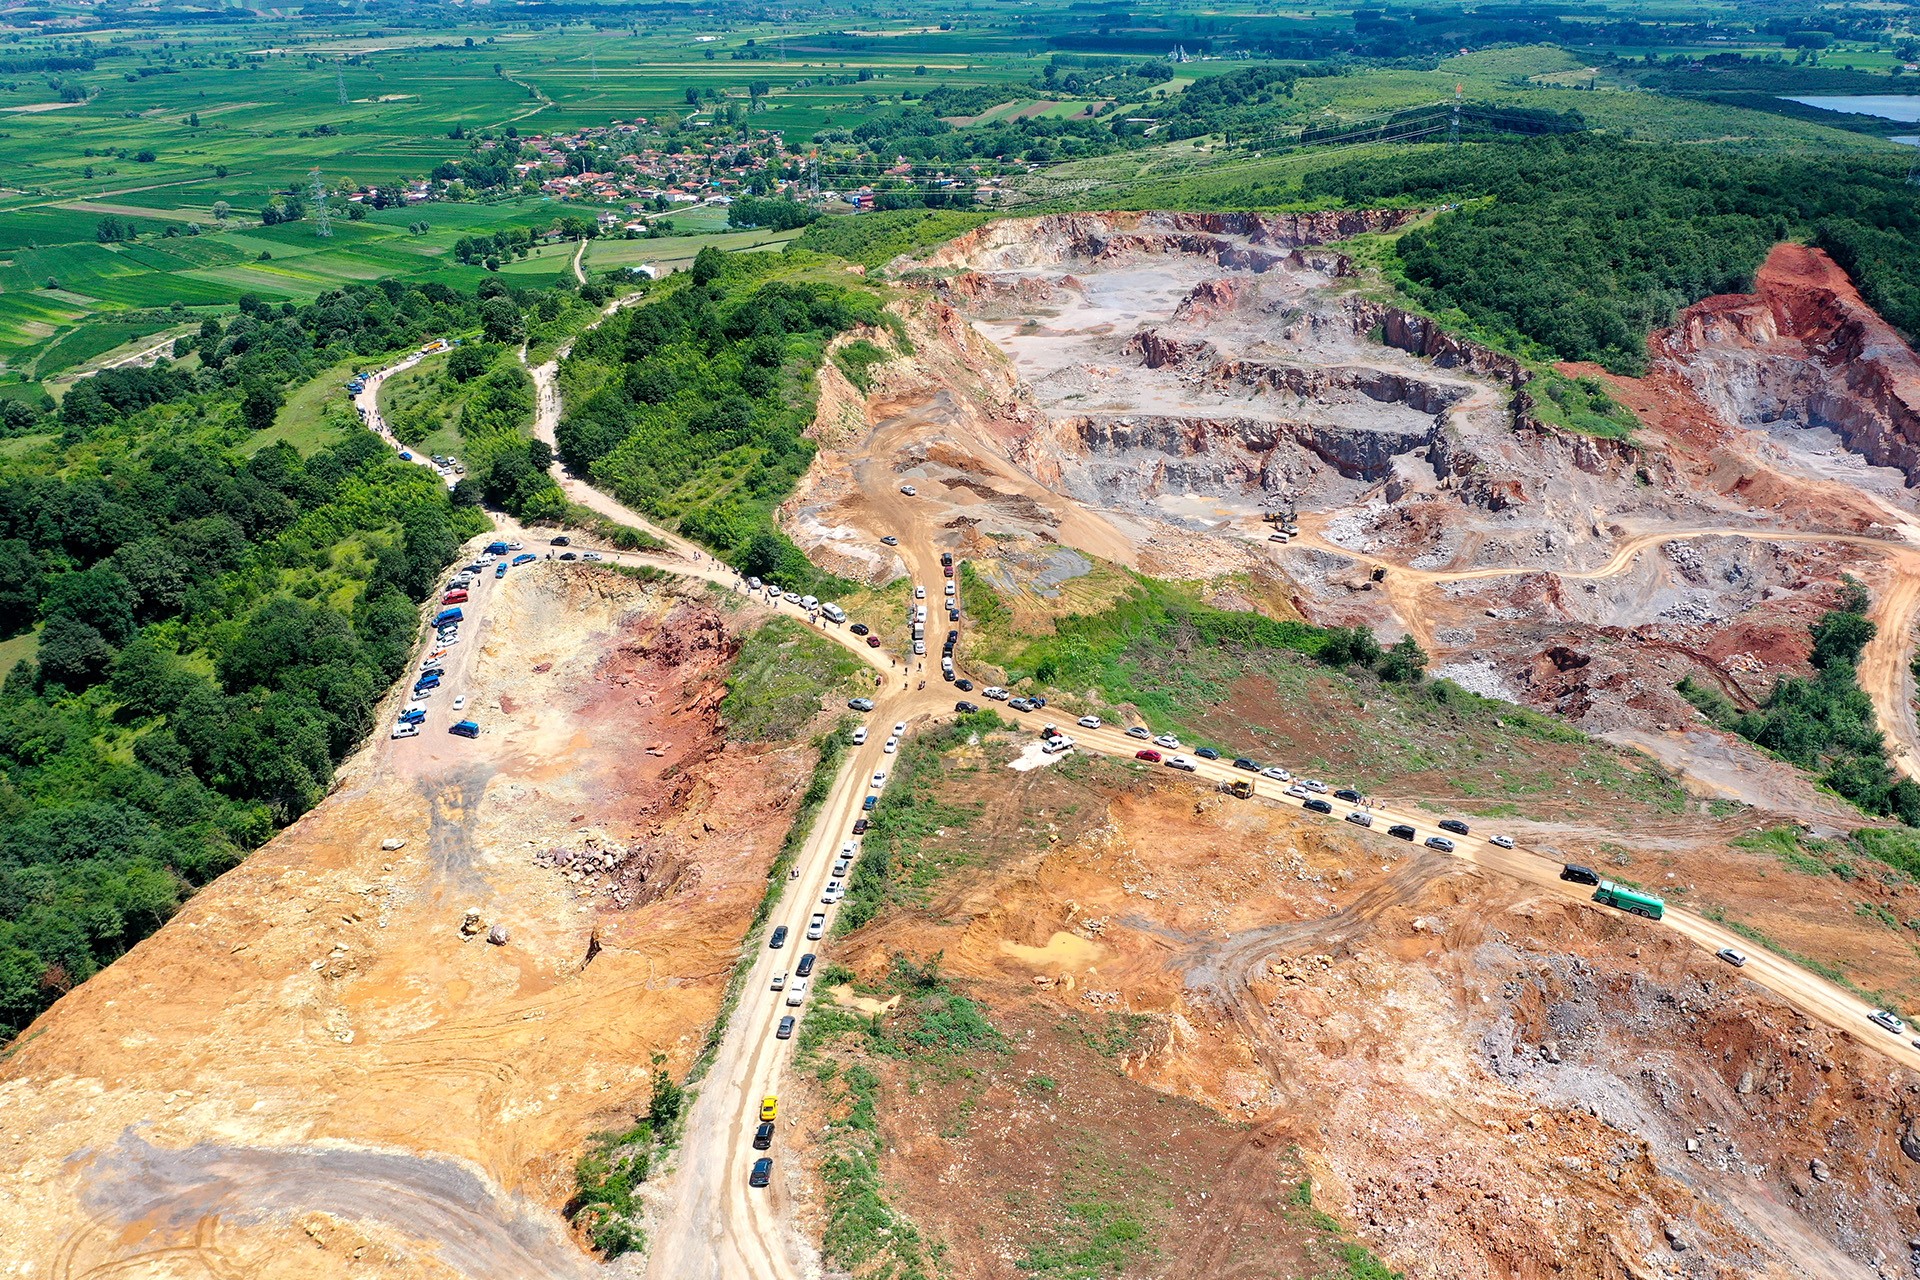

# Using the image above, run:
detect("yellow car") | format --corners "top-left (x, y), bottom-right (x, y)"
top-left (760, 1095), bottom-right (778, 1122)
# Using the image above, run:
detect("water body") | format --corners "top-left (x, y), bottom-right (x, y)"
top-left (1782, 94), bottom-right (1920, 122)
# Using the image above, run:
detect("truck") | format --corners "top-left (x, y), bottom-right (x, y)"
top-left (1222, 779), bottom-right (1254, 799)
top-left (433, 607), bottom-right (464, 627)
top-left (1592, 881), bottom-right (1664, 921)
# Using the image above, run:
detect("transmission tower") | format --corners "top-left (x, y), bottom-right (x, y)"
top-left (336, 65), bottom-right (348, 106)
top-left (310, 168), bottom-right (332, 238)
top-left (1449, 83), bottom-right (1461, 149)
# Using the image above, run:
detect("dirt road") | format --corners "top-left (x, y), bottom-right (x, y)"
top-left (1057, 715), bottom-right (1920, 1075)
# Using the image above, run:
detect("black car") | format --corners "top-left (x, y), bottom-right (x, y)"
top-left (1387, 824), bottom-right (1417, 841)
top-left (955, 699), bottom-right (979, 712)
top-left (1333, 788), bottom-right (1362, 804)
top-left (796, 953), bottom-right (816, 978)
top-left (852, 818), bottom-right (869, 834)
top-left (955, 679), bottom-right (974, 692)
top-left (947, 630), bottom-right (960, 643)
top-left (948, 609), bottom-right (961, 622)
top-left (551, 536), bottom-right (571, 546)
top-left (558, 552), bottom-right (577, 560)
top-left (942, 669), bottom-right (954, 682)
top-left (754, 1120), bottom-right (776, 1148)
top-left (1195, 747), bottom-right (1220, 761)
top-left (940, 552), bottom-right (953, 565)
top-left (1303, 797), bottom-right (1333, 815)
top-left (851, 623), bottom-right (869, 636)
top-left (1439, 818), bottom-right (1470, 836)
top-left (750, 1157), bottom-right (773, 1188)
top-left (776, 1017), bottom-right (795, 1041)
top-left (769, 925), bottom-right (788, 949)
top-left (1559, 863), bottom-right (1600, 886)
top-left (1232, 758), bottom-right (1260, 772)
top-left (421, 666), bottom-right (446, 679)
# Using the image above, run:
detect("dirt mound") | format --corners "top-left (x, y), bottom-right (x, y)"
top-left (0, 567), bottom-right (814, 1276)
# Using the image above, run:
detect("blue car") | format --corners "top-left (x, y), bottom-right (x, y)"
top-left (495, 562), bottom-right (508, 578)
top-left (415, 677), bottom-right (440, 693)
top-left (511, 553), bottom-right (536, 566)
top-left (398, 708), bottom-right (426, 726)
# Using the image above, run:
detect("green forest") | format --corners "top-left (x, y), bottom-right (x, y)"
top-left (555, 246), bottom-right (888, 592)
top-left (1300, 136), bottom-right (1920, 371)
top-left (0, 279), bottom-right (547, 1039)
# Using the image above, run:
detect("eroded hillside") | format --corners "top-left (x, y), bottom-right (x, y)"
top-left (0, 564), bottom-right (814, 1277)
top-left (806, 717), bottom-right (1920, 1279)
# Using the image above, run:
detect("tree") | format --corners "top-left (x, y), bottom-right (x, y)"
top-left (212, 200), bottom-right (230, 220)
top-left (187, 111), bottom-right (200, 127)
top-left (447, 343), bottom-right (489, 382)
top-left (134, 149), bottom-right (155, 163)
top-left (648, 1068), bottom-right (685, 1132)
top-left (240, 382), bottom-right (283, 432)
top-left (685, 87), bottom-right (700, 106)
top-left (95, 216), bottom-right (134, 243)
top-left (1378, 634), bottom-right (1427, 683)
top-left (741, 531), bottom-right (786, 579)
top-left (479, 296), bottom-right (525, 344)
top-left (1811, 609), bottom-right (1876, 670)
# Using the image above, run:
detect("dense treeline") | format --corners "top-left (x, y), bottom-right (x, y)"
top-left (0, 430), bottom-right (482, 1038)
top-left (726, 196), bottom-right (820, 231)
top-left (0, 280), bottom-right (506, 1039)
top-left (1301, 136), bottom-right (1920, 371)
top-left (556, 247), bottom-right (883, 591)
top-left (1680, 585), bottom-right (1920, 825)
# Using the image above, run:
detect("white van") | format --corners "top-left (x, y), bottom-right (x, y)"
top-left (785, 978), bottom-right (809, 1007)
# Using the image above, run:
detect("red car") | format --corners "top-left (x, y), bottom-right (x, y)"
top-left (1135, 749), bottom-right (1162, 763)
top-left (866, 635), bottom-right (881, 648)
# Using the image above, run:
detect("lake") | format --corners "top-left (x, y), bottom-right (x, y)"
top-left (1782, 94), bottom-right (1920, 122)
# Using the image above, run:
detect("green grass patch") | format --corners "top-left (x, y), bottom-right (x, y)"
top-left (831, 337), bottom-right (892, 393)
top-left (722, 616), bottom-right (868, 742)
top-left (791, 208), bottom-right (992, 270)
top-left (836, 710), bottom-right (1001, 933)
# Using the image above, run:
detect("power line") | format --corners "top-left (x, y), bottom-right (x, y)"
top-left (336, 65), bottom-right (348, 106)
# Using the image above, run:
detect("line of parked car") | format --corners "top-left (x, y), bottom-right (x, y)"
top-left (750, 734), bottom-right (894, 1189)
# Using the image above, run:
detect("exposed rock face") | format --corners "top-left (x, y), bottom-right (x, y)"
top-left (1654, 242), bottom-right (1920, 485)
top-left (906, 208), bottom-right (1420, 274)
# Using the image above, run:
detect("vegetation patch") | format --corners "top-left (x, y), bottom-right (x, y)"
top-left (567, 1067), bottom-right (687, 1259)
top-left (722, 616), bottom-right (867, 742)
top-left (1680, 584), bottom-right (1920, 825)
top-left (555, 247), bottom-right (879, 595)
top-left (790, 208), bottom-right (992, 270)
top-left (835, 710), bottom-right (1000, 933)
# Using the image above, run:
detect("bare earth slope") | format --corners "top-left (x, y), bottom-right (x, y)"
top-left (0, 564), bottom-right (810, 1277)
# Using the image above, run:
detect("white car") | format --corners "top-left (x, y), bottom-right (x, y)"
top-left (884, 737), bottom-right (898, 754)
top-left (1285, 783), bottom-right (1309, 798)
top-left (1346, 810), bottom-right (1372, 828)
top-left (900, 484), bottom-right (917, 496)
top-left (1869, 1009), bottom-right (1907, 1034)
top-left (786, 978), bottom-right (810, 1007)
top-left (452, 695), bottom-right (467, 710)
top-left (1301, 779), bottom-right (1328, 794)
top-left (852, 727), bottom-right (868, 746)
top-left (807, 913), bottom-right (826, 940)
top-left (914, 585), bottom-right (926, 600)
top-left (833, 858), bottom-right (852, 877)
top-left (893, 721), bottom-right (906, 735)
top-left (1153, 734), bottom-right (1180, 750)
top-left (1165, 754), bottom-right (1198, 772)
top-left (944, 582), bottom-right (955, 596)
top-left (1489, 834), bottom-right (1515, 849)
top-left (984, 687), bottom-right (1010, 700)
top-left (823, 880), bottom-right (844, 903)
top-left (1044, 737), bottom-right (1074, 754)
top-left (391, 723), bottom-right (420, 739)
top-left (871, 772), bottom-right (887, 787)
top-left (1077, 715), bottom-right (1102, 729)
top-left (1261, 766), bottom-right (1291, 781)
top-left (770, 971), bottom-right (787, 991)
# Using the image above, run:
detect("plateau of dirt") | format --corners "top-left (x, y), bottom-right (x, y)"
top-left (822, 727), bottom-right (1920, 1280)
top-left (0, 564), bottom-right (814, 1278)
